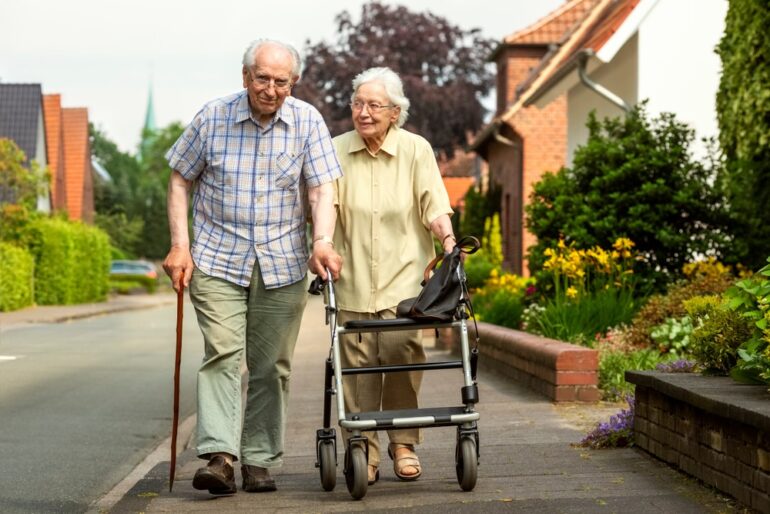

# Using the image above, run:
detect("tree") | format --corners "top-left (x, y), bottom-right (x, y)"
top-left (716, 0), bottom-right (770, 269)
top-left (293, 2), bottom-right (495, 157)
top-left (135, 123), bottom-right (185, 259)
top-left (0, 138), bottom-right (48, 210)
top-left (526, 105), bottom-right (730, 289)
top-left (90, 123), bottom-right (184, 259)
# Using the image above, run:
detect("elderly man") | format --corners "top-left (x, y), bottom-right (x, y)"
top-left (163, 39), bottom-right (342, 495)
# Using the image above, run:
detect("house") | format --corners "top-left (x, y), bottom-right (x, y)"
top-left (61, 107), bottom-right (95, 223)
top-left (0, 84), bottom-right (96, 222)
top-left (0, 83), bottom-right (51, 212)
top-left (42, 94), bottom-right (67, 212)
top-left (471, 0), bottom-right (726, 275)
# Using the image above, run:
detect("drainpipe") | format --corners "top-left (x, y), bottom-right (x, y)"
top-left (577, 50), bottom-right (631, 113)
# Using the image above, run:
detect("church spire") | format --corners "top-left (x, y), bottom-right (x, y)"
top-left (143, 84), bottom-right (156, 133)
top-left (140, 83), bottom-right (156, 160)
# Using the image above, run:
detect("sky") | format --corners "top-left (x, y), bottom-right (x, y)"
top-left (1, 0), bottom-right (563, 154)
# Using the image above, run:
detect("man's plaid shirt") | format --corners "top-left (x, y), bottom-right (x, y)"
top-left (166, 91), bottom-right (342, 288)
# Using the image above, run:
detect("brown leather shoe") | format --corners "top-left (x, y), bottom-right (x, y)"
top-left (192, 455), bottom-right (236, 495)
top-left (241, 464), bottom-right (277, 492)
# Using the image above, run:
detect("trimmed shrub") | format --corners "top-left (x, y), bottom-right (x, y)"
top-left (0, 242), bottom-right (34, 311)
top-left (24, 217), bottom-right (110, 305)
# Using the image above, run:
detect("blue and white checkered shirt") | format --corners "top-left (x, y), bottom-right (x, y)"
top-left (166, 91), bottom-right (343, 289)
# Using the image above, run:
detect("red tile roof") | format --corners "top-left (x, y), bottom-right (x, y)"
top-left (505, 0), bottom-right (599, 45)
top-left (61, 108), bottom-right (90, 221)
top-left (42, 94), bottom-right (67, 211)
top-left (548, 0), bottom-right (640, 74)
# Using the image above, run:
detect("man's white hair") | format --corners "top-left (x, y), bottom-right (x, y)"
top-left (242, 39), bottom-right (302, 79)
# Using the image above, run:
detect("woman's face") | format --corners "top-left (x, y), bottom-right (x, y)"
top-left (351, 82), bottom-right (400, 142)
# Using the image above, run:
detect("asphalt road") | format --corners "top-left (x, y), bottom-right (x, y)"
top-left (0, 302), bottom-right (202, 513)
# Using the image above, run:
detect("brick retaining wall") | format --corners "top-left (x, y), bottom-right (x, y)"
top-left (626, 371), bottom-right (770, 513)
top-left (445, 321), bottom-right (600, 402)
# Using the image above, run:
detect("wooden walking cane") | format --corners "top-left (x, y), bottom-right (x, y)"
top-left (170, 283), bottom-right (184, 492)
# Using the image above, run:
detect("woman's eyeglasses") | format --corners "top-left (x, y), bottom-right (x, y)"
top-left (349, 100), bottom-right (396, 113)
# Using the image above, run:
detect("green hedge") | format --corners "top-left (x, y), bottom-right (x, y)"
top-left (0, 242), bottom-right (34, 311)
top-left (24, 217), bottom-right (110, 305)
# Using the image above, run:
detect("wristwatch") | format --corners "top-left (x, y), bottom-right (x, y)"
top-left (313, 235), bottom-right (334, 247)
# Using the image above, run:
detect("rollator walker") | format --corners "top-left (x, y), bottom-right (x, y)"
top-left (309, 237), bottom-right (481, 500)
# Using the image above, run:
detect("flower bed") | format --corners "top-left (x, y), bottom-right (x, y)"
top-left (626, 371), bottom-right (770, 512)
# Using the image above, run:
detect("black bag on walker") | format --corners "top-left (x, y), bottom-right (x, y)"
top-left (396, 236), bottom-right (480, 322)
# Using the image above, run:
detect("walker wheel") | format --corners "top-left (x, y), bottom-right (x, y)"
top-left (318, 440), bottom-right (336, 491)
top-left (344, 442), bottom-right (368, 500)
top-left (455, 436), bottom-right (478, 491)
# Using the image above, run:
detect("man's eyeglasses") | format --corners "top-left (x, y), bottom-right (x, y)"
top-left (350, 100), bottom-right (396, 113)
top-left (249, 70), bottom-right (293, 92)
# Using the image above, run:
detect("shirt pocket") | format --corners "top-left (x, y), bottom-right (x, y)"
top-left (275, 152), bottom-right (303, 190)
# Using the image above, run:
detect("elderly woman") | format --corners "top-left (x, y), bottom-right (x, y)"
top-left (331, 67), bottom-right (455, 485)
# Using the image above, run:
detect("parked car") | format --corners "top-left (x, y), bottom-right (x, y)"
top-left (109, 260), bottom-right (158, 279)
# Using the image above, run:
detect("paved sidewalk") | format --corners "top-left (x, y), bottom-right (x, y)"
top-left (0, 291), bottom-right (177, 334)
top-left (97, 295), bottom-right (744, 513)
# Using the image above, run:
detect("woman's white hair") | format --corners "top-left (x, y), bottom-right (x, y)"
top-left (242, 39), bottom-right (302, 79)
top-left (351, 67), bottom-right (410, 128)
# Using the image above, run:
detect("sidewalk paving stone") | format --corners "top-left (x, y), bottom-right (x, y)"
top-left (99, 295), bottom-right (747, 513)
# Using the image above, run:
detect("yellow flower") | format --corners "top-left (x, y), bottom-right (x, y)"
top-left (613, 238), bottom-right (634, 251)
top-left (566, 286), bottom-right (578, 298)
top-left (558, 239), bottom-right (566, 249)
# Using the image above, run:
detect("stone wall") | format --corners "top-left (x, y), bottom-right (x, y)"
top-left (627, 371), bottom-right (770, 513)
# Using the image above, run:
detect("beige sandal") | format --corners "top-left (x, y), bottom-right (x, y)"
top-left (367, 465), bottom-right (379, 485)
top-left (388, 443), bottom-right (422, 481)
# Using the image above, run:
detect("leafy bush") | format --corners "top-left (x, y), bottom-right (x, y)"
top-left (0, 138), bottom-right (48, 209)
top-left (526, 104), bottom-right (729, 289)
top-left (620, 260), bottom-right (735, 349)
top-left (716, 0), bottom-right (770, 269)
top-left (471, 270), bottom-right (532, 329)
top-left (724, 258), bottom-right (770, 385)
top-left (598, 347), bottom-right (664, 401)
top-left (650, 316), bottom-right (694, 357)
top-left (23, 217), bottom-right (110, 305)
top-left (463, 214), bottom-right (503, 289)
top-left (687, 298), bottom-right (754, 375)
top-left (0, 242), bottom-right (34, 311)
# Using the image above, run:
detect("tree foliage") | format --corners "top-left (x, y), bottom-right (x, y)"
top-left (716, 0), bottom-right (770, 269)
top-left (525, 105), bottom-right (730, 289)
top-left (90, 123), bottom-right (184, 259)
top-left (293, 2), bottom-right (495, 157)
top-left (0, 138), bottom-right (48, 209)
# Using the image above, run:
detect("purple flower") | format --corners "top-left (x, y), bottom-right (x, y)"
top-left (579, 395), bottom-right (635, 449)
top-left (655, 360), bottom-right (697, 373)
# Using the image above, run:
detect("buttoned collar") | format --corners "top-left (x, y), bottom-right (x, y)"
top-left (235, 91), bottom-right (295, 128)
top-left (347, 125), bottom-right (399, 157)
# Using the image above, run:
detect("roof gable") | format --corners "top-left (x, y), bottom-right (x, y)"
top-left (62, 108), bottom-right (90, 220)
top-left (42, 94), bottom-right (67, 209)
top-left (0, 84), bottom-right (43, 163)
top-left (504, 0), bottom-right (599, 45)
top-left (524, 0), bottom-right (644, 108)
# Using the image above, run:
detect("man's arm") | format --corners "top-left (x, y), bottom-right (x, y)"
top-left (162, 170), bottom-right (194, 291)
top-left (307, 181), bottom-right (342, 281)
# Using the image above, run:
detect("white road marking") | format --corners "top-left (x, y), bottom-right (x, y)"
top-left (0, 355), bottom-right (18, 362)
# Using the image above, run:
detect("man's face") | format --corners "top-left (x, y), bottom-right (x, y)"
top-left (242, 45), bottom-right (295, 121)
